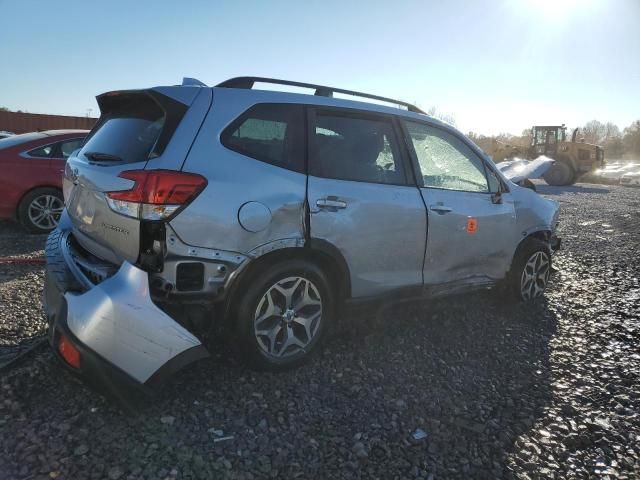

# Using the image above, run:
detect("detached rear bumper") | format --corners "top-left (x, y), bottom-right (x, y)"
top-left (44, 225), bottom-right (209, 402)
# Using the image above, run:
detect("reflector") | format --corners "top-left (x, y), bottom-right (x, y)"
top-left (58, 335), bottom-right (81, 369)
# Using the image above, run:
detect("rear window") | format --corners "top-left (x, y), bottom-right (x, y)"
top-left (0, 132), bottom-right (47, 150)
top-left (80, 116), bottom-right (165, 164)
top-left (221, 104), bottom-right (304, 172)
top-left (80, 91), bottom-right (186, 164)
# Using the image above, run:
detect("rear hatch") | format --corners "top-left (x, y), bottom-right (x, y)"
top-left (64, 86), bottom-right (212, 265)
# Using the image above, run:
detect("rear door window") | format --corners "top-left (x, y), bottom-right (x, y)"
top-left (310, 111), bottom-right (408, 185)
top-left (221, 103), bottom-right (304, 172)
top-left (59, 138), bottom-right (84, 158)
top-left (27, 144), bottom-right (54, 158)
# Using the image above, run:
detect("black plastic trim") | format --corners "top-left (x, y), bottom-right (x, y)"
top-left (145, 344), bottom-right (209, 388)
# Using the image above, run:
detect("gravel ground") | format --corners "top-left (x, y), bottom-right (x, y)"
top-left (0, 183), bottom-right (639, 480)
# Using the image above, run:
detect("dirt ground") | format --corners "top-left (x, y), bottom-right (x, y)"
top-left (0, 182), bottom-right (639, 479)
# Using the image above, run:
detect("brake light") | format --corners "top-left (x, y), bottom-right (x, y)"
top-left (105, 170), bottom-right (207, 220)
top-left (58, 335), bottom-right (81, 369)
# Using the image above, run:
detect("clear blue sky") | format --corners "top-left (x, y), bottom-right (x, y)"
top-left (1, 0), bottom-right (638, 135)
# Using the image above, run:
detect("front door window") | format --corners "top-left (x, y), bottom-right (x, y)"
top-left (404, 121), bottom-right (489, 192)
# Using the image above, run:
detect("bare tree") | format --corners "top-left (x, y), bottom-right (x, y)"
top-left (427, 106), bottom-right (456, 127)
top-left (623, 121), bottom-right (640, 158)
top-left (581, 120), bottom-right (607, 144)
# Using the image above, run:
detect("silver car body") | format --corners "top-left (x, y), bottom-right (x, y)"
top-left (46, 80), bottom-right (560, 389)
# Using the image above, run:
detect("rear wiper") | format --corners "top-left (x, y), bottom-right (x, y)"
top-left (84, 151), bottom-right (124, 162)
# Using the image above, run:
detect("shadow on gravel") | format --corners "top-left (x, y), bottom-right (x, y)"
top-left (141, 291), bottom-right (560, 478)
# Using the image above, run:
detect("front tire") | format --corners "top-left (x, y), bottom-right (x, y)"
top-left (18, 188), bottom-right (64, 233)
top-left (543, 161), bottom-right (575, 186)
top-left (510, 238), bottom-right (552, 302)
top-left (234, 259), bottom-right (334, 371)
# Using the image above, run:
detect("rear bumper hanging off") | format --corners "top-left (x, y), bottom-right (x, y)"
top-left (43, 225), bottom-right (209, 402)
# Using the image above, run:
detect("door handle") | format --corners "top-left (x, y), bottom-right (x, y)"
top-left (429, 204), bottom-right (452, 214)
top-left (316, 198), bottom-right (347, 209)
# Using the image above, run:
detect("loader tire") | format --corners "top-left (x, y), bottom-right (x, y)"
top-left (543, 161), bottom-right (575, 186)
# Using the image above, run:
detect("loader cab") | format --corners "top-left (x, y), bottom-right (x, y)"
top-left (530, 125), bottom-right (566, 157)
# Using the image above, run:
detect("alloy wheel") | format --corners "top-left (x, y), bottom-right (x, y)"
top-left (254, 276), bottom-right (322, 358)
top-left (28, 195), bottom-right (63, 230)
top-left (520, 251), bottom-right (551, 300)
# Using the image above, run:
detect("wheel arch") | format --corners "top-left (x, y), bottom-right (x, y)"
top-left (221, 239), bottom-right (351, 322)
top-left (511, 230), bottom-right (552, 266)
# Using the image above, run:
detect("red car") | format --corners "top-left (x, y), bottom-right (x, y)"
top-left (0, 130), bottom-right (88, 232)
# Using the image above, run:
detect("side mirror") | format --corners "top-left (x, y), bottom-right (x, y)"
top-left (491, 191), bottom-right (503, 204)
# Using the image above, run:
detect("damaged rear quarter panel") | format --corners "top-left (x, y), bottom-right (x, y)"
top-left (170, 90), bottom-right (306, 254)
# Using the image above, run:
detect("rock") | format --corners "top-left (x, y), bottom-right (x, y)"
top-left (352, 442), bottom-right (368, 458)
top-left (161, 416), bottom-right (176, 425)
top-left (74, 444), bottom-right (89, 456)
top-left (107, 466), bottom-right (123, 480)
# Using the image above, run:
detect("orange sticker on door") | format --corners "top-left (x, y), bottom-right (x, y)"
top-left (466, 217), bottom-right (478, 234)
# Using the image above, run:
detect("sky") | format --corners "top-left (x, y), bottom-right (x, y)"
top-left (1, 0), bottom-right (639, 135)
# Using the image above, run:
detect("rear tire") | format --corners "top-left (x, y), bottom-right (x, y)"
top-left (543, 162), bottom-right (575, 186)
top-left (509, 238), bottom-right (552, 302)
top-left (18, 188), bottom-right (64, 233)
top-left (233, 259), bottom-right (334, 371)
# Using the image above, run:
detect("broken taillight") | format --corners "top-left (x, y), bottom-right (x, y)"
top-left (58, 335), bottom-right (81, 369)
top-left (105, 170), bottom-right (207, 220)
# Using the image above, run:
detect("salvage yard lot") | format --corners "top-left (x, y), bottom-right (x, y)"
top-left (1, 183), bottom-right (639, 480)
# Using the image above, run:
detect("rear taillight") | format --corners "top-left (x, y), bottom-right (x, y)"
top-left (105, 170), bottom-right (207, 220)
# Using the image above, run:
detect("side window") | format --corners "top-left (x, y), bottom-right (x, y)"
top-left (27, 144), bottom-right (54, 158)
top-left (310, 111), bottom-right (407, 185)
top-left (59, 139), bottom-right (83, 158)
top-left (404, 121), bottom-right (489, 193)
top-left (221, 103), bottom-right (304, 172)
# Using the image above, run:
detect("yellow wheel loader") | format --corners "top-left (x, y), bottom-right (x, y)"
top-left (531, 125), bottom-right (605, 186)
top-left (485, 125), bottom-right (605, 186)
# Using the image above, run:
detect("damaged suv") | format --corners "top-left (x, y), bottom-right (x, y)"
top-left (44, 77), bottom-right (560, 395)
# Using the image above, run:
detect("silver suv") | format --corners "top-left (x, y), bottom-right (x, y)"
top-left (44, 77), bottom-right (560, 396)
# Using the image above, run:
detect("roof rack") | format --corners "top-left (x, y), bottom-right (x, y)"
top-left (215, 76), bottom-right (426, 114)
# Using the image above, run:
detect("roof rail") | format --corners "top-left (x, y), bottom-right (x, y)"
top-left (215, 76), bottom-right (426, 114)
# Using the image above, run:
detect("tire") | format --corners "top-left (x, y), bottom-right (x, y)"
top-left (509, 238), bottom-right (552, 302)
top-left (18, 187), bottom-right (64, 233)
top-left (233, 259), bottom-right (334, 371)
top-left (543, 162), bottom-right (575, 186)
